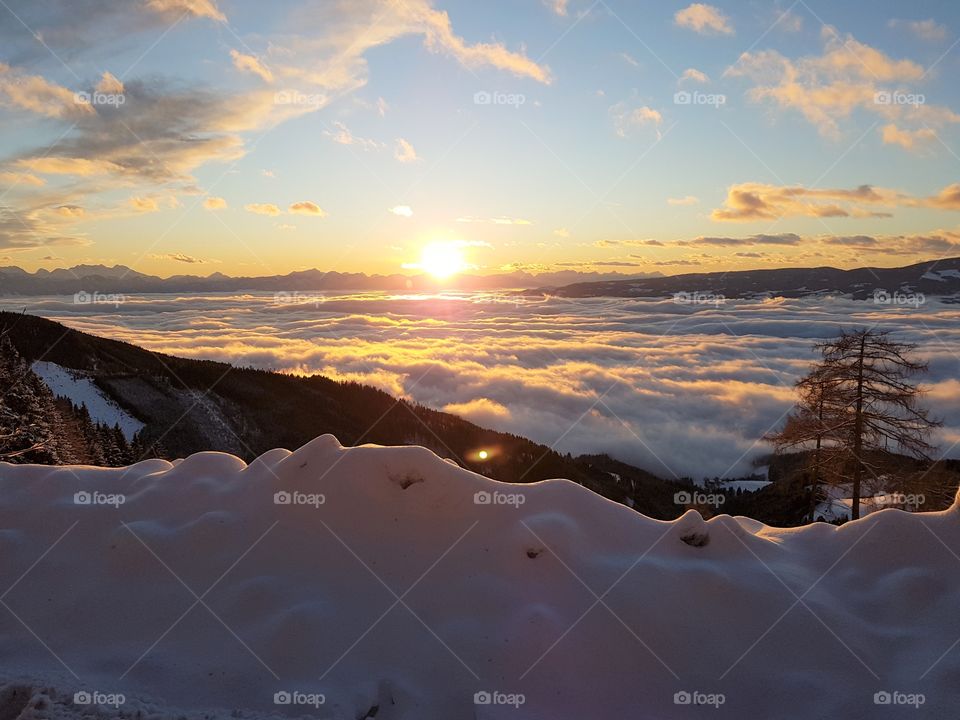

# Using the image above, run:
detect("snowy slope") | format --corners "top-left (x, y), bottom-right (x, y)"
top-left (0, 436), bottom-right (958, 719)
top-left (30, 361), bottom-right (144, 440)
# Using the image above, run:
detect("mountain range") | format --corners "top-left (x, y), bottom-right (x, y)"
top-left (0, 264), bottom-right (657, 295)
top-left (524, 257), bottom-right (960, 299)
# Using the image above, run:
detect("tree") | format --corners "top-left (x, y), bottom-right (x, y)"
top-left (768, 329), bottom-right (941, 520)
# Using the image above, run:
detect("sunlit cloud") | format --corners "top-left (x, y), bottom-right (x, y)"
top-left (230, 49), bottom-right (274, 82)
top-left (289, 201), bottom-right (327, 216)
top-left (888, 18), bottom-right (949, 42)
top-left (390, 205), bottom-right (414, 217)
top-left (610, 104), bottom-right (662, 138)
top-left (203, 196), bottom-right (228, 211)
top-left (675, 3), bottom-right (734, 35)
top-left (245, 203), bottom-right (282, 216)
top-left (679, 68), bottom-right (709, 84)
top-left (394, 138), bottom-right (419, 163)
top-left (668, 195), bottom-right (700, 206)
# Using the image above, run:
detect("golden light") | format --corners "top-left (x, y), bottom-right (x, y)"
top-left (420, 242), bottom-right (467, 279)
top-left (478, 450), bottom-right (489, 460)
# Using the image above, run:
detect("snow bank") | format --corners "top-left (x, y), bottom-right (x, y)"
top-left (0, 436), bottom-right (958, 719)
top-left (30, 361), bottom-right (144, 440)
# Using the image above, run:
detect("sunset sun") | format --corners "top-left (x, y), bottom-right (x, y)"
top-left (420, 242), bottom-right (467, 279)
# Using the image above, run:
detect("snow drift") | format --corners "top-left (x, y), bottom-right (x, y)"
top-left (0, 435), bottom-right (958, 719)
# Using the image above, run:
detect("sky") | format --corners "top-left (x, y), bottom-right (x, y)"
top-left (1, 0), bottom-right (959, 277)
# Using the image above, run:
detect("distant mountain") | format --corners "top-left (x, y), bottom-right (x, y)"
top-left (525, 257), bottom-right (960, 300)
top-left (0, 264), bottom-right (660, 295)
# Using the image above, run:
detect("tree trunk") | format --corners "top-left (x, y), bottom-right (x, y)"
top-left (851, 334), bottom-right (866, 520)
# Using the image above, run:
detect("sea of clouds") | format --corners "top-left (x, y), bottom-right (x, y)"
top-left (7, 292), bottom-right (959, 478)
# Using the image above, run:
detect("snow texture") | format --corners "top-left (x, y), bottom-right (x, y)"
top-left (30, 362), bottom-right (144, 441)
top-left (0, 435), bottom-right (958, 718)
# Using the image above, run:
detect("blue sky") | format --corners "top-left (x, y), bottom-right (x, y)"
top-left (1, 0), bottom-right (959, 277)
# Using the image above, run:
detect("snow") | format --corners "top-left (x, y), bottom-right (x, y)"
top-left (1, 435), bottom-right (958, 718)
top-left (30, 361), bottom-right (144, 440)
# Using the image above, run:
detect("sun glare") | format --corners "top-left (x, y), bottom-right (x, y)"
top-left (420, 242), bottom-right (467, 279)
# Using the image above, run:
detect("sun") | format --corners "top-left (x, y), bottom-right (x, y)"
top-left (420, 242), bottom-right (467, 279)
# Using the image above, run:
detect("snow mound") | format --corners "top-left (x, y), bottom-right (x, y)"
top-left (1, 435), bottom-right (958, 719)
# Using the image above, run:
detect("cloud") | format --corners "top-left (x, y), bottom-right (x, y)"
top-left (543, 0), bottom-right (569, 16)
top-left (230, 50), bottom-right (274, 83)
top-left (0, 207), bottom-right (90, 250)
top-left (0, 63), bottom-right (93, 120)
top-left (711, 182), bottom-right (905, 221)
top-left (0, 171), bottom-right (45, 187)
top-left (679, 68), bottom-right (710, 84)
top-left (95, 72), bottom-right (124, 95)
top-left (323, 121), bottom-right (383, 150)
top-left (289, 201), bottom-right (327, 216)
top-left (456, 216), bottom-right (532, 225)
top-left (129, 196), bottom-right (160, 213)
top-left (390, 205), bottom-right (414, 217)
top-left (922, 184), bottom-right (960, 211)
top-left (620, 53), bottom-right (640, 68)
top-left (203, 196), bottom-right (228, 211)
top-left (683, 233), bottom-right (801, 247)
top-left (668, 195), bottom-right (700, 206)
top-left (149, 252), bottom-right (213, 264)
top-left (245, 203), bottom-right (282, 216)
top-left (675, 3), bottom-right (734, 35)
top-left (262, 0), bottom-right (550, 93)
top-left (880, 124), bottom-right (937, 150)
top-left (553, 228), bottom-right (571, 238)
top-left (145, 0), bottom-right (226, 22)
top-left (726, 28), bottom-right (959, 140)
top-left (611, 104), bottom-right (662, 138)
top-left (889, 18), bottom-right (948, 42)
top-left (394, 137), bottom-right (419, 163)
top-left (443, 397), bottom-right (512, 424)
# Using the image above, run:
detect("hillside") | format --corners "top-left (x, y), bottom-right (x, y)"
top-left (525, 257), bottom-right (960, 299)
top-left (1, 437), bottom-right (958, 718)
